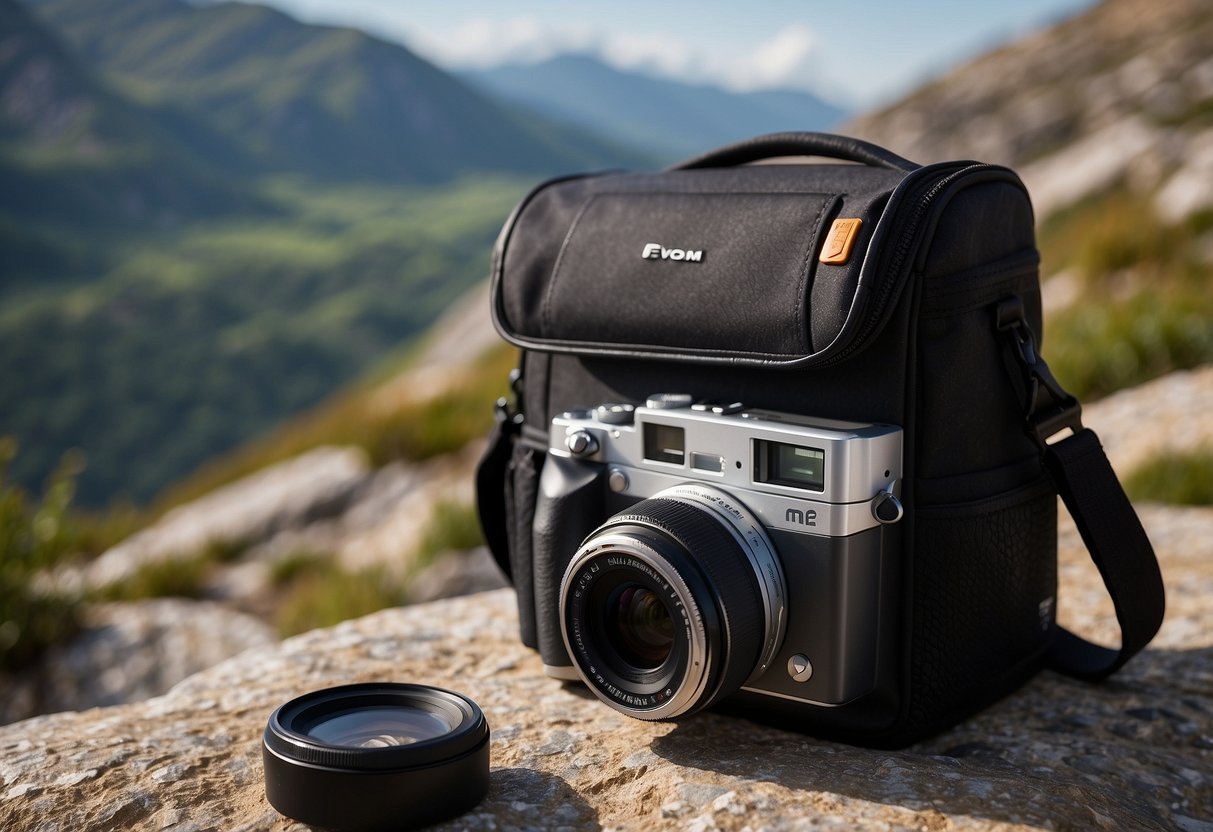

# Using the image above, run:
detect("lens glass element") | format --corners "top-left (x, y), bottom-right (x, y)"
top-left (301, 705), bottom-right (454, 748)
top-left (606, 584), bottom-right (674, 669)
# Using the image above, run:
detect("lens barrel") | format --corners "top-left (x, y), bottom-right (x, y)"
top-left (262, 683), bottom-right (489, 832)
top-left (560, 483), bottom-right (786, 720)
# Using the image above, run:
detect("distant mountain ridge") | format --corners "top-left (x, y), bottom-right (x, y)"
top-left (23, 0), bottom-right (648, 186)
top-left (462, 53), bottom-right (848, 163)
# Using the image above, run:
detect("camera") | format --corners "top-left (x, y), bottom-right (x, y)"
top-left (530, 393), bottom-right (904, 722)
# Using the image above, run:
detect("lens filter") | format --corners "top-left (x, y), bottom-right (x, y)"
top-left (263, 683), bottom-right (490, 831)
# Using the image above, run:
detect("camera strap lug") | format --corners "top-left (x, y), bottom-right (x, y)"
top-left (993, 295), bottom-right (1164, 682)
top-left (870, 480), bottom-right (904, 525)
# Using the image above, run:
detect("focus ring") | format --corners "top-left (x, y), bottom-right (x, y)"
top-left (607, 497), bottom-right (764, 711)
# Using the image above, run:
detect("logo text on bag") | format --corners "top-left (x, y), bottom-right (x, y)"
top-left (642, 243), bottom-right (703, 262)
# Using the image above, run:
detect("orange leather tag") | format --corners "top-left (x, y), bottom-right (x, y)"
top-left (819, 218), bottom-right (863, 265)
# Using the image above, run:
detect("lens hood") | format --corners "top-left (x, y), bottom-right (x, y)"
top-left (263, 683), bottom-right (490, 831)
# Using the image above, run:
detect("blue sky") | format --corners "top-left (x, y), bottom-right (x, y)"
top-left (252, 0), bottom-right (1098, 108)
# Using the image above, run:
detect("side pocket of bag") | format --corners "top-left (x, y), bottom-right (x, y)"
top-left (908, 475), bottom-right (1057, 733)
top-left (506, 442), bottom-right (545, 649)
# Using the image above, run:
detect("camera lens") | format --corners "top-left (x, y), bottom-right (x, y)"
top-left (602, 584), bottom-right (675, 668)
top-left (560, 483), bottom-right (786, 720)
top-left (262, 683), bottom-right (489, 832)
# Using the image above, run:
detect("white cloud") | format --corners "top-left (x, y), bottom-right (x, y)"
top-left (736, 24), bottom-right (817, 89)
top-left (405, 17), bottom-right (822, 92)
top-left (406, 17), bottom-right (596, 69)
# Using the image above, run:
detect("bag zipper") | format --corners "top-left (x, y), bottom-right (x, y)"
top-left (812, 163), bottom-right (992, 369)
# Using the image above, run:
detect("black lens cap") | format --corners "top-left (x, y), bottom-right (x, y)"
top-left (263, 683), bottom-right (490, 831)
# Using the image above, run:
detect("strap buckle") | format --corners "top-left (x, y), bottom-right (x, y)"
top-left (995, 296), bottom-right (1083, 450)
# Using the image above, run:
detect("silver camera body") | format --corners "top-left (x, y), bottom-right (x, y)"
top-left (534, 394), bottom-right (904, 721)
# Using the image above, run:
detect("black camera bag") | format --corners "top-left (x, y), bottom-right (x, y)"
top-left (475, 132), bottom-right (1165, 746)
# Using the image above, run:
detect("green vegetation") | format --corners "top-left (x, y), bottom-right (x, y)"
top-left (268, 548), bottom-right (329, 588)
top-left (92, 552), bottom-right (214, 603)
top-left (0, 439), bottom-right (82, 671)
top-left (156, 341), bottom-right (517, 512)
top-left (1125, 448), bottom-right (1213, 506)
top-left (1, 0), bottom-right (644, 512)
top-left (268, 497), bottom-right (483, 638)
top-left (1038, 186), bottom-right (1213, 400)
top-left (274, 561), bottom-right (405, 638)
top-left (413, 499), bottom-right (485, 571)
top-left (1044, 287), bottom-right (1213, 401)
top-left (0, 178), bottom-right (526, 509)
top-left (90, 536), bottom-right (248, 602)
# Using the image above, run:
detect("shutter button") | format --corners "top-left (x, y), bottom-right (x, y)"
top-left (594, 404), bottom-right (635, 425)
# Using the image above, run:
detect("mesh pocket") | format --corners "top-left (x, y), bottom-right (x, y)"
top-left (907, 477), bottom-right (1057, 733)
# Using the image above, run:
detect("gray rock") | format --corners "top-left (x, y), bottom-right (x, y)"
top-left (845, 0), bottom-right (1213, 219)
top-left (406, 546), bottom-right (509, 604)
top-left (61, 447), bottom-right (372, 593)
top-left (0, 599), bottom-right (275, 725)
top-left (0, 494), bottom-right (1208, 830)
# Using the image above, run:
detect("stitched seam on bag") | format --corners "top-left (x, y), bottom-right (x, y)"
top-left (924, 260), bottom-right (1038, 298)
top-left (920, 253), bottom-right (1039, 303)
top-left (506, 334), bottom-right (808, 361)
top-left (794, 196), bottom-right (832, 355)
top-left (919, 274), bottom-right (1040, 319)
top-left (542, 194), bottom-right (602, 339)
top-left (915, 474), bottom-right (1053, 515)
top-left (924, 249), bottom-right (1039, 285)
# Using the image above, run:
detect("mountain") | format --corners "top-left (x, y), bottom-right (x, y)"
top-left (25, 0), bottom-right (649, 183)
top-left (462, 53), bottom-right (848, 163)
top-left (0, 0), bottom-right (261, 231)
top-left (2, 0), bottom-right (657, 509)
top-left (843, 0), bottom-right (1213, 219)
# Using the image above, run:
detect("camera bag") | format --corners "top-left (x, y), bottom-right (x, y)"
top-left (475, 132), bottom-right (1165, 746)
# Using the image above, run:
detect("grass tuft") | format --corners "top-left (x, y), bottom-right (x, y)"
top-left (0, 439), bottom-right (84, 671)
top-left (274, 561), bottom-right (405, 638)
top-left (1124, 447), bottom-right (1213, 506)
top-left (413, 499), bottom-right (484, 571)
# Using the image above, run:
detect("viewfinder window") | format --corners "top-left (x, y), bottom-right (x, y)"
top-left (643, 423), bottom-right (685, 465)
top-left (755, 440), bottom-right (825, 491)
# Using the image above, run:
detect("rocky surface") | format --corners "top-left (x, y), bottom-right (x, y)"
top-left (1081, 365), bottom-right (1213, 477)
top-left (1, 487), bottom-right (1210, 832)
top-left (845, 0), bottom-right (1213, 219)
top-left (0, 599), bottom-right (275, 727)
top-left (58, 447), bottom-right (373, 593)
top-left (406, 545), bottom-right (508, 605)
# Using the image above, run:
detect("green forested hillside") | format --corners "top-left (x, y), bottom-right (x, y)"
top-left (0, 0), bottom-right (649, 507)
top-left (0, 176), bottom-right (527, 506)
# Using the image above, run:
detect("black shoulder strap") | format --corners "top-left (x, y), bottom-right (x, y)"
top-left (996, 297), bottom-right (1165, 680)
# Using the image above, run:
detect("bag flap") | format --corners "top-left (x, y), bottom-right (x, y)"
top-left (492, 164), bottom-right (911, 365)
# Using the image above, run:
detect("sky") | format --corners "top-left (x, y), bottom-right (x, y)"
top-left (250, 0), bottom-right (1099, 109)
